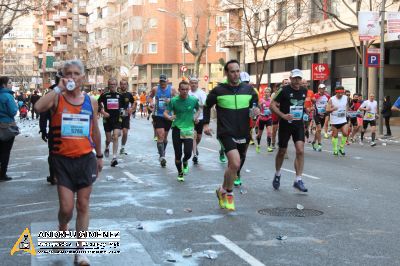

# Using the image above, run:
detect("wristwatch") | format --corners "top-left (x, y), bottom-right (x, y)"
top-left (96, 154), bottom-right (104, 159)
top-left (53, 86), bottom-right (61, 94)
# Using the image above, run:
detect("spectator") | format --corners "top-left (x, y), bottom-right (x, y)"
top-left (30, 90), bottom-right (41, 119)
top-left (0, 76), bottom-right (18, 182)
top-left (392, 96), bottom-right (400, 112)
top-left (381, 96), bottom-right (392, 136)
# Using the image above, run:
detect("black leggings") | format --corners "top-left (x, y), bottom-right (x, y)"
top-left (0, 137), bottom-right (15, 178)
top-left (172, 128), bottom-right (193, 172)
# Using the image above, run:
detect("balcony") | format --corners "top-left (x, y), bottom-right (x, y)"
top-left (59, 11), bottom-right (68, 19)
top-left (53, 30), bottom-right (60, 37)
top-left (219, 0), bottom-right (243, 11)
top-left (54, 44), bottom-right (68, 52)
top-left (34, 36), bottom-right (44, 44)
top-left (59, 27), bottom-right (69, 35)
top-left (78, 6), bottom-right (89, 17)
top-left (46, 21), bottom-right (56, 26)
top-left (79, 25), bottom-right (87, 32)
top-left (53, 60), bottom-right (65, 69)
top-left (218, 28), bottom-right (243, 48)
top-left (52, 0), bottom-right (61, 6)
top-left (53, 14), bottom-right (60, 21)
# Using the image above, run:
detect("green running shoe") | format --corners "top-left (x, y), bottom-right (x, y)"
top-left (182, 163), bottom-right (189, 175)
top-left (267, 146), bottom-right (273, 152)
top-left (234, 175), bottom-right (242, 186)
top-left (215, 188), bottom-right (226, 209)
top-left (256, 145), bottom-right (260, 153)
top-left (177, 173), bottom-right (184, 182)
top-left (219, 151), bottom-right (227, 163)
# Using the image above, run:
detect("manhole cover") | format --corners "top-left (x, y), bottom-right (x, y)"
top-left (258, 208), bottom-right (323, 217)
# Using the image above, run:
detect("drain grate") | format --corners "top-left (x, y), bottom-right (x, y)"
top-left (258, 208), bottom-right (323, 217)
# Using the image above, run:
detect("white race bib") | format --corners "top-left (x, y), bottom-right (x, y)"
top-left (107, 98), bottom-right (119, 110)
top-left (61, 113), bottom-right (90, 138)
top-left (365, 112), bottom-right (375, 120)
top-left (290, 106), bottom-right (303, 121)
top-left (337, 110), bottom-right (346, 118)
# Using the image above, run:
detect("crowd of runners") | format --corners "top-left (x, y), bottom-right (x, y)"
top-left (2, 58), bottom-right (400, 265)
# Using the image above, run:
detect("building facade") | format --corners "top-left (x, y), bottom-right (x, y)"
top-left (86, 0), bottom-right (228, 91)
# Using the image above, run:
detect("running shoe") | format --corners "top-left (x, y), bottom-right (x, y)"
top-left (182, 163), bottom-right (189, 175)
top-left (312, 142), bottom-right (317, 151)
top-left (293, 180), bottom-right (308, 192)
top-left (120, 148), bottom-right (127, 155)
top-left (256, 145), bottom-right (260, 153)
top-left (338, 148), bottom-right (345, 156)
top-left (324, 132), bottom-right (329, 139)
top-left (234, 175), bottom-right (242, 186)
top-left (177, 173), bottom-right (184, 182)
top-left (111, 158), bottom-right (118, 167)
top-left (225, 194), bottom-right (235, 211)
top-left (272, 175), bottom-right (281, 190)
top-left (317, 144), bottom-right (322, 152)
top-left (46, 176), bottom-right (56, 185)
top-left (333, 151), bottom-right (338, 156)
top-left (104, 148), bottom-right (110, 158)
top-left (0, 175), bottom-right (12, 182)
top-left (159, 157), bottom-right (166, 167)
top-left (370, 142), bottom-right (376, 147)
top-left (249, 140), bottom-right (255, 145)
top-left (215, 188), bottom-right (226, 209)
top-left (267, 146), bottom-right (273, 152)
top-left (219, 151), bottom-right (227, 163)
top-left (359, 140), bottom-right (364, 146)
top-left (75, 254), bottom-right (90, 266)
top-left (192, 155), bottom-right (198, 165)
top-left (272, 144), bottom-right (276, 150)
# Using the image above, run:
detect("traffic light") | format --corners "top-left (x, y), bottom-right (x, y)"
top-left (46, 34), bottom-right (52, 47)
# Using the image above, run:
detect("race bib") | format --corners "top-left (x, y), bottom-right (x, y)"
top-left (303, 113), bottom-right (309, 122)
top-left (107, 98), bottom-right (119, 110)
top-left (337, 110), bottom-right (346, 118)
top-left (316, 105), bottom-right (326, 114)
top-left (263, 109), bottom-right (271, 116)
top-left (61, 113), bottom-right (90, 138)
top-left (347, 111), bottom-right (358, 118)
top-left (290, 106), bottom-right (303, 121)
top-left (158, 98), bottom-right (166, 110)
top-left (365, 112), bottom-right (375, 120)
top-left (180, 128), bottom-right (194, 139)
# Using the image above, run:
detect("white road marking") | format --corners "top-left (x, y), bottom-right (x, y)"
top-left (123, 171), bottom-right (144, 184)
top-left (281, 168), bottom-right (321, 180)
top-left (199, 146), bottom-right (218, 153)
top-left (7, 201), bottom-right (54, 208)
top-left (212, 234), bottom-right (265, 266)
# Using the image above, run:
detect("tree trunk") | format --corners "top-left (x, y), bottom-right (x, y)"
top-left (194, 54), bottom-right (201, 77)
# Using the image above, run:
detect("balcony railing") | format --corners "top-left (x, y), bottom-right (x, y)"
top-left (59, 11), bottom-right (68, 19)
top-left (59, 27), bottom-right (68, 35)
top-left (53, 14), bottom-right (60, 21)
top-left (218, 28), bottom-right (243, 48)
top-left (54, 44), bottom-right (68, 52)
top-left (219, 0), bottom-right (243, 11)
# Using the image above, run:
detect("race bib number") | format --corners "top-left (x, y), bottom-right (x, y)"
top-left (263, 109), bottom-right (271, 116)
top-left (107, 98), bottom-right (119, 110)
top-left (158, 98), bottom-right (167, 110)
top-left (337, 110), bottom-right (346, 118)
top-left (365, 112), bottom-right (375, 120)
top-left (317, 105), bottom-right (326, 114)
top-left (180, 128), bottom-right (194, 139)
top-left (347, 111), bottom-right (358, 118)
top-left (232, 137), bottom-right (247, 144)
top-left (61, 113), bottom-right (90, 138)
top-left (290, 106), bottom-right (303, 121)
top-left (303, 113), bottom-right (309, 122)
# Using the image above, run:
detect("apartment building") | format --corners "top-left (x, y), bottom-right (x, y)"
top-left (222, 0), bottom-right (400, 102)
top-left (0, 15), bottom-right (37, 91)
top-left (33, 0), bottom-right (88, 89)
top-left (86, 0), bottom-right (228, 91)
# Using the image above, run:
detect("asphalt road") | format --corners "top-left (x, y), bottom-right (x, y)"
top-left (1, 116), bottom-right (399, 266)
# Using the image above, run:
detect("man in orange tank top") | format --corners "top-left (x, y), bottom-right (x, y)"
top-left (35, 60), bottom-right (103, 266)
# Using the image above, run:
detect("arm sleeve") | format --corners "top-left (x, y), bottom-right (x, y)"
top-left (203, 89), bottom-right (217, 124)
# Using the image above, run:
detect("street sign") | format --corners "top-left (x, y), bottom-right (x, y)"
top-left (367, 53), bottom-right (380, 67)
top-left (204, 75), bottom-right (209, 82)
top-left (180, 65), bottom-right (188, 72)
top-left (312, 63), bottom-right (330, 80)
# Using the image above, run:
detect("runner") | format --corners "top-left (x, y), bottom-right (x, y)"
top-left (34, 60), bottom-right (103, 265)
top-left (118, 79), bottom-right (135, 155)
top-left (326, 86), bottom-right (349, 156)
top-left (240, 72), bottom-right (257, 146)
top-left (348, 93), bottom-right (362, 142)
top-left (188, 76), bottom-right (207, 164)
top-left (150, 74), bottom-right (176, 167)
top-left (139, 91), bottom-right (147, 117)
top-left (359, 93), bottom-right (379, 146)
top-left (270, 69), bottom-right (308, 192)
top-left (270, 85), bottom-right (281, 149)
top-left (203, 59), bottom-right (259, 211)
top-left (304, 82), bottom-right (314, 143)
top-left (312, 84), bottom-right (330, 151)
top-left (164, 80), bottom-right (200, 181)
top-left (98, 78), bottom-right (122, 166)
top-left (256, 88), bottom-right (273, 153)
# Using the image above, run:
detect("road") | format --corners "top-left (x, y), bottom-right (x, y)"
top-left (1, 116), bottom-right (400, 266)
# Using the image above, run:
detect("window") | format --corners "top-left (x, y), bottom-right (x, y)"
top-left (97, 7), bottom-right (102, 19)
top-left (129, 41), bottom-right (143, 54)
top-left (151, 64), bottom-right (172, 79)
top-left (277, 1), bottom-right (287, 30)
top-left (254, 12), bottom-right (260, 36)
top-left (318, 52), bottom-right (329, 64)
top-left (138, 65), bottom-right (147, 80)
top-left (334, 49), bottom-right (356, 66)
top-left (216, 40), bottom-right (226, 52)
top-left (123, 44), bottom-right (128, 55)
top-left (295, 0), bottom-right (301, 18)
top-left (310, 0), bottom-right (337, 22)
top-left (185, 16), bottom-right (192, 27)
top-left (148, 42), bottom-right (157, 54)
top-left (272, 57), bottom-right (294, 73)
top-left (131, 16), bottom-right (143, 30)
top-left (101, 7), bottom-right (108, 18)
top-left (300, 54), bottom-right (312, 69)
top-left (149, 18), bottom-right (158, 28)
top-left (264, 9), bottom-right (270, 24)
top-left (216, 15), bottom-right (227, 27)
top-left (122, 21), bottom-right (129, 33)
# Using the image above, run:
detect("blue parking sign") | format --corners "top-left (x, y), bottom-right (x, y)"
top-left (367, 53), bottom-right (380, 67)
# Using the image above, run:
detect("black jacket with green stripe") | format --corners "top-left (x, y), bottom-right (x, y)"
top-left (203, 82), bottom-right (258, 138)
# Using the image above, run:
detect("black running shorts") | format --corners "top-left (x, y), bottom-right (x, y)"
top-left (153, 116), bottom-right (172, 131)
top-left (278, 122), bottom-right (305, 148)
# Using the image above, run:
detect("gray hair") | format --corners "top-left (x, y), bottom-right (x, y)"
top-left (62, 59), bottom-right (85, 76)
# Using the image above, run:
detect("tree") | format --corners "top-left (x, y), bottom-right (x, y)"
top-left (222, 0), bottom-right (310, 89)
top-left (311, 0), bottom-right (400, 97)
top-left (0, 0), bottom-right (53, 41)
top-left (180, 9), bottom-right (212, 77)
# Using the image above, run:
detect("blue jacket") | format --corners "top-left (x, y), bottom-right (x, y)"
top-left (0, 88), bottom-right (17, 123)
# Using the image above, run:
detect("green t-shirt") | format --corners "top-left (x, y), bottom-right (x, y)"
top-left (168, 95), bottom-right (199, 130)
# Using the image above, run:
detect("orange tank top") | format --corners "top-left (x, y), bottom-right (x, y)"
top-left (50, 94), bottom-right (94, 157)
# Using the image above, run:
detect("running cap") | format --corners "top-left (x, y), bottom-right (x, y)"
top-left (240, 72), bottom-right (250, 82)
top-left (159, 74), bottom-right (167, 82)
top-left (189, 76), bottom-right (199, 82)
top-left (318, 84), bottom-right (326, 89)
top-left (290, 69), bottom-right (303, 78)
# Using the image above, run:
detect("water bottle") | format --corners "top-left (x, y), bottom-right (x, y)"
top-left (250, 102), bottom-right (257, 118)
top-left (66, 80), bottom-right (76, 91)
